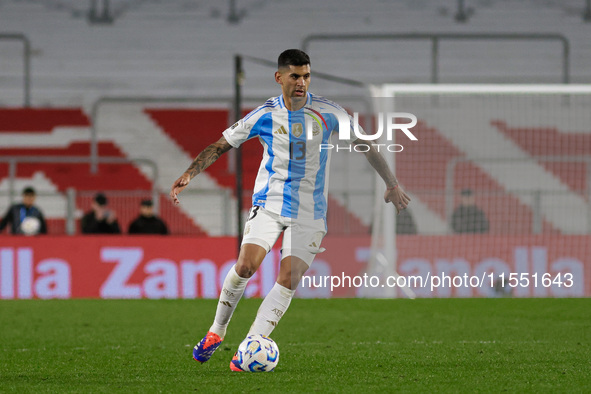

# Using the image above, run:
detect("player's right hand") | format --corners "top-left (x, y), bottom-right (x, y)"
top-left (170, 173), bottom-right (191, 205)
top-left (384, 185), bottom-right (411, 215)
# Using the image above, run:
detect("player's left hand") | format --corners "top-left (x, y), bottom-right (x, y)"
top-left (170, 173), bottom-right (191, 205)
top-left (384, 185), bottom-right (411, 214)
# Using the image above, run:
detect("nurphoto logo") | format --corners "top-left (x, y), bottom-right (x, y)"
top-left (308, 112), bottom-right (418, 153)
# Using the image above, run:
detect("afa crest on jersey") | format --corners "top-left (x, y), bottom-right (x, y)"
top-left (291, 123), bottom-right (303, 138)
top-left (312, 121), bottom-right (322, 136)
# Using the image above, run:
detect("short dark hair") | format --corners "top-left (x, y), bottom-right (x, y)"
top-left (94, 192), bottom-right (108, 206)
top-left (140, 199), bottom-right (153, 207)
top-left (461, 188), bottom-right (473, 197)
top-left (278, 49), bottom-right (310, 69)
top-left (22, 186), bottom-right (36, 195)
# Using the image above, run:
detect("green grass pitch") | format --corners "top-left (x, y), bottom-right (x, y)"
top-left (1, 298), bottom-right (589, 392)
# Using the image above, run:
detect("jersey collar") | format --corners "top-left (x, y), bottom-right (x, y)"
top-left (279, 93), bottom-right (312, 111)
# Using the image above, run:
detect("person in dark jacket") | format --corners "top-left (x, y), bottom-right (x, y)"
top-left (128, 199), bottom-right (168, 235)
top-left (81, 193), bottom-right (121, 234)
top-left (0, 186), bottom-right (47, 235)
top-left (396, 208), bottom-right (417, 235)
top-left (451, 188), bottom-right (489, 233)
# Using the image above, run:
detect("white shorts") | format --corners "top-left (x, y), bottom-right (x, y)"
top-left (241, 206), bottom-right (327, 266)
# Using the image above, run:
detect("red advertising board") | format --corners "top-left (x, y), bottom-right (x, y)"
top-left (0, 235), bottom-right (589, 299)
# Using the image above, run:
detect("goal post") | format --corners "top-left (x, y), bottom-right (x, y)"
top-left (362, 84), bottom-right (591, 298)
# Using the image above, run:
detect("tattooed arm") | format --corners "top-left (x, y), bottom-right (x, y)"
top-left (356, 139), bottom-right (411, 214)
top-left (170, 136), bottom-right (233, 205)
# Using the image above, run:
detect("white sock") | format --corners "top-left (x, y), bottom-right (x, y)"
top-left (209, 265), bottom-right (249, 338)
top-left (248, 282), bottom-right (296, 336)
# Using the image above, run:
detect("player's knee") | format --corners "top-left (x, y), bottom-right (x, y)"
top-left (277, 276), bottom-right (297, 290)
top-left (235, 262), bottom-right (255, 278)
top-left (277, 268), bottom-right (304, 290)
top-left (277, 255), bottom-right (309, 290)
top-left (235, 257), bottom-right (259, 278)
top-left (235, 244), bottom-right (266, 278)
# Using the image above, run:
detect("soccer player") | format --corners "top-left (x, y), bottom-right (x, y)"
top-left (170, 49), bottom-right (410, 371)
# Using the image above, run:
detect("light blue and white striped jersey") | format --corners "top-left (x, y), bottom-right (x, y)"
top-left (222, 92), bottom-right (357, 220)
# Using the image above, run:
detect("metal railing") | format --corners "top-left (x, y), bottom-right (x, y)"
top-left (445, 156), bottom-right (591, 234)
top-left (1, 155), bottom-right (159, 212)
top-left (2, 184), bottom-right (587, 236)
top-left (301, 33), bottom-right (570, 84)
top-left (173, 188), bottom-right (234, 236)
top-left (90, 95), bottom-right (237, 174)
top-left (90, 94), bottom-right (373, 174)
top-left (2, 156), bottom-right (158, 202)
top-left (0, 188), bottom-right (233, 236)
top-left (0, 33), bottom-right (31, 107)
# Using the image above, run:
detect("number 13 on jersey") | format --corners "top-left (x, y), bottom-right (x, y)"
top-left (290, 141), bottom-right (306, 160)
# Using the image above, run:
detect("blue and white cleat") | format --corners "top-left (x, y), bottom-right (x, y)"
top-left (193, 332), bottom-right (223, 363)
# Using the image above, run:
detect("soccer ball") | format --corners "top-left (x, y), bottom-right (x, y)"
top-left (235, 334), bottom-right (279, 372)
top-left (20, 216), bottom-right (41, 236)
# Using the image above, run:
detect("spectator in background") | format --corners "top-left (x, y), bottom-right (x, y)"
top-left (81, 192), bottom-right (121, 234)
top-left (368, 208), bottom-right (417, 235)
top-left (0, 186), bottom-right (47, 235)
top-left (451, 188), bottom-right (489, 234)
top-left (128, 199), bottom-right (168, 235)
top-left (396, 208), bottom-right (417, 235)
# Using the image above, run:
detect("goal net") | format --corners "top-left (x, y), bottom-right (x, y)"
top-left (360, 84), bottom-right (591, 298)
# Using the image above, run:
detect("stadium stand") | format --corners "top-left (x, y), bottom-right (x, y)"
top-left (0, 108), bottom-right (90, 131)
top-left (495, 122), bottom-right (591, 195)
top-left (1, 0), bottom-right (591, 107)
top-left (1, 0), bottom-right (590, 236)
top-left (0, 108), bottom-right (206, 235)
top-left (398, 120), bottom-right (558, 235)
